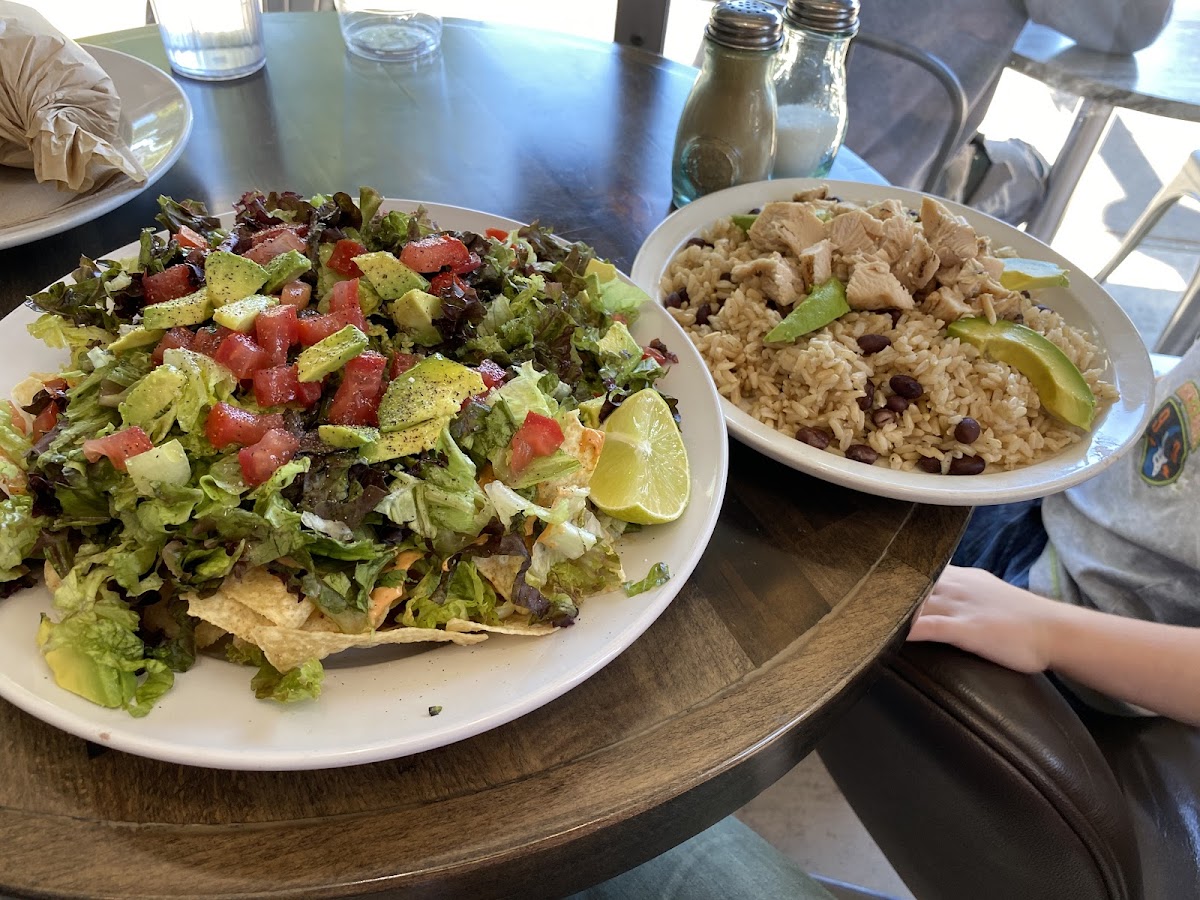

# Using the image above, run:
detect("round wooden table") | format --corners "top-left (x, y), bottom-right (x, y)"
top-left (0, 15), bottom-right (967, 899)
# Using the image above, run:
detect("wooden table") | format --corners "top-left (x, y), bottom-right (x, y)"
top-left (1011, 0), bottom-right (1200, 242)
top-left (0, 15), bottom-right (967, 899)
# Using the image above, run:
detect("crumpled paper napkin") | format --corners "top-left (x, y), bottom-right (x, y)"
top-left (0, 1), bottom-right (146, 229)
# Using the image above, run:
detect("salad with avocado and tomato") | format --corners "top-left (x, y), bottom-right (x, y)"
top-left (0, 187), bottom-right (687, 716)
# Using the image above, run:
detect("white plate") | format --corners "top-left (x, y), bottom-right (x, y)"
top-left (631, 178), bottom-right (1156, 506)
top-left (0, 200), bottom-right (727, 770)
top-left (0, 46), bottom-right (193, 250)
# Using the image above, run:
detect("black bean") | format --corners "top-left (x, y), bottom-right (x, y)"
top-left (954, 417), bottom-right (981, 444)
top-left (845, 444), bottom-right (879, 465)
top-left (1035, 303), bottom-right (1051, 312)
top-left (856, 380), bottom-right (875, 411)
top-left (748, 207), bottom-right (762, 215)
top-left (718, 271), bottom-right (731, 282)
top-left (885, 308), bottom-right (904, 328)
top-left (917, 456), bottom-right (943, 474)
top-left (857, 333), bottom-right (891, 355)
top-left (694, 304), bottom-right (712, 326)
top-left (885, 395), bottom-right (909, 413)
top-left (795, 426), bottom-right (830, 450)
top-left (664, 290), bottom-right (684, 309)
top-left (872, 409), bottom-right (896, 427)
top-left (1021, 291), bottom-right (1032, 299)
top-left (889, 374), bottom-right (924, 400)
top-left (948, 455), bottom-right (986, 476)
top-left (685, 237), bottom-right (712, 249)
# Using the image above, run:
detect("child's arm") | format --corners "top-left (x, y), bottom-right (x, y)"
top-left (910, 565), bottom-right (1200, 727)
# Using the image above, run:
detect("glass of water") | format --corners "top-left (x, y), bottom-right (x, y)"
top-left (335, 0), bottom-right (442, 63)
top-left (150, 0), bottom-right (266, 82)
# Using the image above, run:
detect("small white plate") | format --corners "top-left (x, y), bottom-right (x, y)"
top-left (0, 200), bottom-right (728, 769)
top-left (630, 178), bottom-right (1155, 506)
top-left (0, 46), bottom-right (193, 250)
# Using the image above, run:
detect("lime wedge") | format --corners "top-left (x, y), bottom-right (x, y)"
top-left (589, 389), bottom-right (690, 525)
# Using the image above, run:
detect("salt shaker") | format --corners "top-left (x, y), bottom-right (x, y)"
top-left (671, 0), bottom-right (784, 207)
top-left (771, 0), bottom-right (858, 179)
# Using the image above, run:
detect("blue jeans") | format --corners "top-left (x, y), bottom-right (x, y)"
top-left (567, 816), bottom-right (834, 900)
top-left (951, 499), bottom-right (1048, 589)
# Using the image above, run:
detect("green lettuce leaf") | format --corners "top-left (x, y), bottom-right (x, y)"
top-left (226, 641), bottom-right (324, 702)
top-left (622, 562), bottom-right (671, 596)
top-left (0, 494), bottom-right (43, 583)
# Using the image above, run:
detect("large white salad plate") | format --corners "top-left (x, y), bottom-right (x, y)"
top-left (0, 46), bottom-right (193, 250)
top-left (0, 200), bottom-right (727, 770)
top-left (630, 178), bottom-right (1156, 507)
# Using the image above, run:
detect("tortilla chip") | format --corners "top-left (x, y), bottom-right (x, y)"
top-left (211, 567), bottom-right (315, 629)
top-left (445, 617), bottom-right (556, 637)
top-left (301, 612), bottom-right (342, 633)
top-left (187, 591), bottom-right (275, 642)
top-left (250, 623), bottom-right (487, 672)
top-left (474, 554), bottom-right (525, 601)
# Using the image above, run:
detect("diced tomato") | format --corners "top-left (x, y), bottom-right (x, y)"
top-left (206, 402), bottom-right (286, 449)
top-left (7, 401), bottom-right (27, 435)
top-left (477, 359), bottom-right (506, 389)
top-left (389, 352), bottom-right (418, 379)
top-left (399, 234), bottom-right (472, 274)
top-left (452, 251), bottom-right (482, 276)
top-left (242, 230), bottom-right (307, 266)
top-left (485, 228), bottom-right (509, 241)
top-left (31, 404), bottom-right (58, 441)
top-left (254, 365), bottom-right (323, 407)
top-left (297, 312), bottom-right (342, 346)
top-left (249, 224), bottom-right (309, 246)
top-left (279, 281), bottom-right (312, 309)
top-left (82, 427), bottom-right (154, 472)
top-left (192, 324), bottom-right (233, 357)
top-left (326, 351), bottom-right (386, 426)
top-left (142, 265), bottom-right (195, 305)
top-left (174, 225), bottom-right (209, 251)
top-left (428, 271), bottom-right (467, 297)
top-left (238, 428), bottom-right (300, 488)
top-left (329, 279), bottom-right (367, 331)
top-left (642, 346), bottom-right (667, 365)
top-left (152, 327), bottom-right (196, 365)
top-left (508, 412), bottom-right (565, 476)
top-left (255, 304), bottom-right (299, 367)
top-left (327, 239), bottom-right (368, 277)
top-left (213, 333), bottom-right (270, 379)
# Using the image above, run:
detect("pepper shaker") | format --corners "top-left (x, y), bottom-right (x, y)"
top-left (771, 0), bottom-right (858, 179)
top-left (671, 0), bottom-right (784, 207)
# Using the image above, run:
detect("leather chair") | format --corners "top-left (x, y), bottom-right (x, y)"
top-left (816, 642), bottom-right (1200, 900)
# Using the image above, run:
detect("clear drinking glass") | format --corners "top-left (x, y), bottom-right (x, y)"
top-left (334, 0), bottom-right (442, 63)
top-left (150, 0), bottom-right (266, 82)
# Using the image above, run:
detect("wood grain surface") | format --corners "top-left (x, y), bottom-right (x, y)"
top-left (0, 15), bottom-right (968, 898)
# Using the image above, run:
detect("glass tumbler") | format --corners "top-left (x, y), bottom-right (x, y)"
top-left (150, 0), bottom-right (266, 82)
top-left (334, 0), bottom-right (442, 63)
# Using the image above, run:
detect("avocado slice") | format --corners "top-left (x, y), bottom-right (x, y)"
top-left (126, 439), bottom-right (191, 495)
top-left (764, 277), bottom-right (850, 343)
top-left (261, 249), bottom-right (312, 294)
top-left (584, 258), bottom-right (619, 282)
top-left (37, 616), bottom-right (135, 710)
top-left (947, 317), bottom-right (1095, 429)
top-left (354, 251), bottom-right (429, 300)
top-left (142, 287), bottom-right (213, 330)
top-left (388, 289), bottom-right (443, 346)
top-left (318, 424), bottom-right (380, 448)
top-left (205, 250), bottom-right (269, 306)
top-left (359, 417), bottom-right (446, 462)
top-left (109, 325), bottom-right (165, 353)
top-left (295, 324), bottom-right (369, 383)
top-left (730, 213), bottom-right (758, 232)
top-left (595, 320), bottom-right (642, 363)
top-left (377, 355), bottom-right (485, 432)
top-left (999, 258), bottom-right (1070, 292)
top-left (213, 294), bottom-right (278, 332)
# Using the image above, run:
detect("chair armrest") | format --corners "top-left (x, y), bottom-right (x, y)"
top-left (817, 643), bottom-right (1142, 900)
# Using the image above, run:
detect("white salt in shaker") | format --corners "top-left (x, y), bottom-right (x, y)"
top-left (772, 0), bottom-right (858, 179)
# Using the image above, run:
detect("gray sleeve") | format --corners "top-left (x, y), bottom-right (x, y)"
top-left (1023, 0), bottom-right (1175, 53)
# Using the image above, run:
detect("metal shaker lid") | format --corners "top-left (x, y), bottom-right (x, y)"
top-left (705, 0), bottom-right (785, 51)
top-left (783, 0), bottom-right (860, 36)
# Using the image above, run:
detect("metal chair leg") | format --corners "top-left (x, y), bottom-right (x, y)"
top-left (1094, 190), bottom-right (1189, 283)
top-left (1155, 261), bottom-right (1200, 355)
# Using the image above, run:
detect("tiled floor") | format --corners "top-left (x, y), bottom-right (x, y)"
top-left (30, 3), bottom-right (1200, 898)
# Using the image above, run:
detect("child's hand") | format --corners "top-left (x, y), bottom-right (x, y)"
top-left (908, 565), bottom-right (1062, 673)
